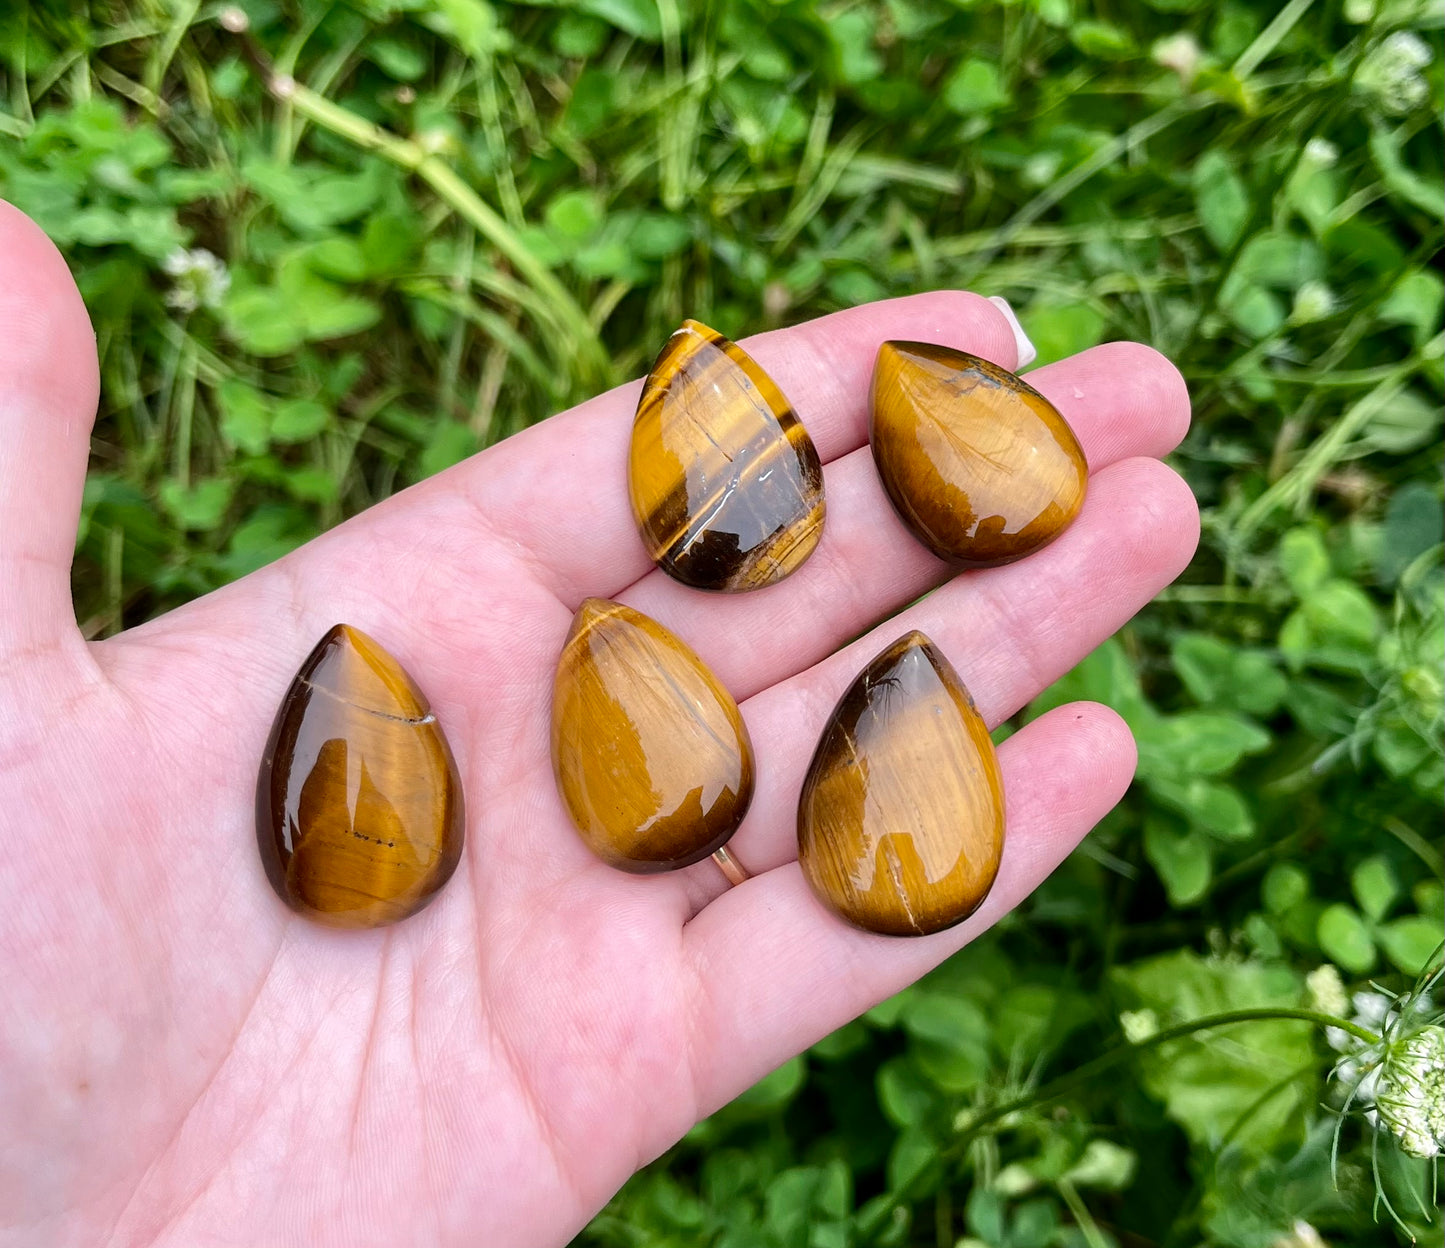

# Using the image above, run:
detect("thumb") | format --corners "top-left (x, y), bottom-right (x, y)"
top-left (0, 200), bottom-right (100, 654)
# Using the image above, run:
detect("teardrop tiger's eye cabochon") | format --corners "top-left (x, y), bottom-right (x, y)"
top-left (870, 342), bottom-right (1087, 568)
top-left (798, 631), bottom-right (1004, 937)
top-left (256, 625), bottom-right (465, 929)
top-left (552, 598), bottom-right (755, 872)
top-left (629, 319), bottom-right (825, 592)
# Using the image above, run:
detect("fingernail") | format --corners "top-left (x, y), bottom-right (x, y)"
top-left (987, 296), bottom-right (1037, 369)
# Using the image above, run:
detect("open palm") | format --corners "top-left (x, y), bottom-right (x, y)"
top-left (0, 200), bottom-right (1198, 1248)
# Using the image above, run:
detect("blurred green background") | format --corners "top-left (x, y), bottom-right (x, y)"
top-left (2, 0), bottom-right (1442, 1243)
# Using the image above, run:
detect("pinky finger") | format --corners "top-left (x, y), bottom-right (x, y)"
top-left (681, 702), bottom-right (1137, 1117)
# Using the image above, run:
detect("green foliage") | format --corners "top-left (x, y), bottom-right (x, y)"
top-left (2, 0), bottom-right (1441, 1242)
top-left (1113, 951), bottom-right (1313, 1150)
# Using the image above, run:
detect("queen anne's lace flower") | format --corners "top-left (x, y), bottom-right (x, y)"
top-left (1375, 1025), bottom-right (1445, 1159)
top-left (1327, 988), bottom-right (1444, 1158)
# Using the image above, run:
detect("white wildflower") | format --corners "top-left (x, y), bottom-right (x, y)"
top-left (1308, 965), bottom-right (1350, 1018)
top-left (1328, 987), bottom-right (1443, 1157)
top-left (1337, 1055), bottom-right (1382, 1111)
top-left (992, 1163), bottom-right (1037, 1196)
top-left (1121, 1009), bottom-right (1159, 1044)
top-left (417, 128), bottom-right (458, 156)
top-left (1383, 30), bottom-right (1432, 69)
top-left (1351, 989), bottom-right (1398, 1033)
top-left (1302, 137), bottom-right (1339, 169)
top-left (163, 248), bottom-right (230, 312)
top-left (1270, 1220), bottom-right (1327, 1248)
top-left (1291, 281), bottom-right (1337, 324)
top-left (1022, 151), bottom-right (1062, 188)
top-left (1152, 32), bottom-right (1202, 85)
top-left (1375, 1024), bottom-right (1445, 1159)
top-left (1355, 31), bottom-right (1433, 114)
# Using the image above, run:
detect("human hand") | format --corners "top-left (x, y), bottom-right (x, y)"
top-left (0, 199), bottom-right (1197, 1247)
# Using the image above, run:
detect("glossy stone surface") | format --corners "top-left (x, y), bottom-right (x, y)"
top-left (797, 631), bottom-right (1004, 937)
top-left (256, 625), bottom-right (464, 928)
top-left (552, 598), bottom-right (754, 871)
top-left (870, 342), bottom-right (1087, 567)
top-left (629, 319), bottom-right (825, 592)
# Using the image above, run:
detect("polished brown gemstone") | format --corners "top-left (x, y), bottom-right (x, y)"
top-left (256, 625), bottom-right (464, 928)
top-left (551, 598), bottom-right (754, 871)
top-left (797, 631), bottom-right (1004, 936)
top-left (629, 319), bottom-right (825, 592)
top-left (870, 342), bottom-right (1087, 567)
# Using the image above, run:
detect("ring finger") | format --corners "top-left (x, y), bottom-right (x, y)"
top-left (619, 341), bottom-right (1191, 703)
top-left (675, 453), bottom-right (1198, 911)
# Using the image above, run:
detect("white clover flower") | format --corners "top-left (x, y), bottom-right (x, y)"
top-left (1309, 965), bottom-right (1350, 1018)
top-left (1302, 137), bottom-right (1339, 169)
top-left (1270, 1221), bottom-right (1327, 1248)
top-left (992, 1163), bottom-right (1037, 1196)
top-left (1121, 1009), bottom-right (1159, 1044)
top-left (163, 247), bottom-right (231, 312)
top-left (1291, 281), bottom-right (1337, 324)
top-left (417, 128), bottom-right (458, 156)
top-left (1356, 31), bottom-right (1433, 114)
top-left (1022, 151), bottom-right (1062, 188)
top-left (1375, 1025), bottom-right (1445, 1159)
top-left (1152, 33), bottom-right (1202, 85)
top-left (1383, 30), bottom-right (1433, 69)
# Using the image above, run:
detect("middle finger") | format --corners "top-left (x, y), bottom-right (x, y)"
top-left (618, 341), bottom-right (1190, 702)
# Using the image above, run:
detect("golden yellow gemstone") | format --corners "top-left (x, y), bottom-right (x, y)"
top-left (551, 598), bottom-right (754, 871)
top-left (629, 319), bottom-right (825, 592)
top-left (797, 631), bottom-right (1004, 936)
top-left (870, 342), bottom-right (1087, 567)
top-left (256, 625), bottom-right (465, 928)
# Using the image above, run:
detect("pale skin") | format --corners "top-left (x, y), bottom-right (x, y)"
top-left (0, 199), bottom-right (1199, 1247)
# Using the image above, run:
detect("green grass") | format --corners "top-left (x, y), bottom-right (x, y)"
top-left (3, 0), bottom-right (1442, 1243)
